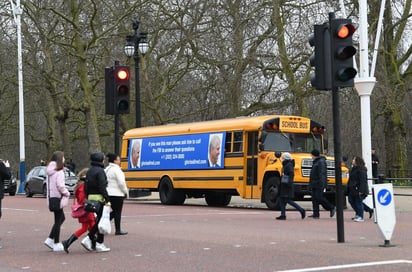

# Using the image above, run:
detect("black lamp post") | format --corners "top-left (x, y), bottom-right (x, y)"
top-left (124, 19), bottom-right (148, 128)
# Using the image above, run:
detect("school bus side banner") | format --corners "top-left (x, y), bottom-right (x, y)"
top-left (128, 132), bottom-right (226, 170)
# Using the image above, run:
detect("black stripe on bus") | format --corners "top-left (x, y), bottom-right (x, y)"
top-left (127, 176), bottom-right (239, 182)
top-left (127, 177), bottom-right (158, 181)
top-left (224, 153), bottom-right (244, 158)
top-left (174, 176), bottom-right (234, 181)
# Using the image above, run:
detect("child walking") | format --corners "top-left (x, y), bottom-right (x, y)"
top-left (62, 168), bottom-right (96, 253)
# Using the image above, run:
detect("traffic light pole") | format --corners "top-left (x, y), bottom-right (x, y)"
top-left (332, 86), bottom-right (345, 243)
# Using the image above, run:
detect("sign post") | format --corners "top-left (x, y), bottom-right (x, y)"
top-left (371, 183), bottom-right (396, 247)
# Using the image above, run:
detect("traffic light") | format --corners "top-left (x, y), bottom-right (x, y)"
top-left (330, 18), bottom-right (357, 88)
top-left (308, 23), bottom-right (331, 90)
top-left (113, 66), bottom-right (130, 114)
top-left (105, 67), bottom-right (115, 115)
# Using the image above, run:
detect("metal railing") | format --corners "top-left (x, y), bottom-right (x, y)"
top-left (370, 175), bottom-right (412, 187)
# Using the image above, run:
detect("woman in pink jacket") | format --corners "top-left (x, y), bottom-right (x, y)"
top-left (44, 151), bottom-right (70, 252)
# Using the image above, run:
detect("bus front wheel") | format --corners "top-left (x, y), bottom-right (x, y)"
top-left (159, 177), bottom-right (186, 205)
top-left (263, 176), bottom-right (280, 210)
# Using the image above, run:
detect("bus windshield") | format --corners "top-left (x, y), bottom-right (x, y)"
top-left (260, 131), bottom-right (322, 153)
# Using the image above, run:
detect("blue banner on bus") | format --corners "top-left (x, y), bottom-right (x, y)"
top-left (128, 132), bottom-right (225, 170)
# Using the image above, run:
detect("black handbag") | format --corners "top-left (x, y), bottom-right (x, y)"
top-left (84, 200), bottom-right (101, 213)
top-left (49, 197), bottom-right (61, 212)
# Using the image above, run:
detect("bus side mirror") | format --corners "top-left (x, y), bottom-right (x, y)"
top-left (259, 144), bottom-right (265, 151)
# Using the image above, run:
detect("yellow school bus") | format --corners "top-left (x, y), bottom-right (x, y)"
top-left (120, 115), bottom-right (348, 210)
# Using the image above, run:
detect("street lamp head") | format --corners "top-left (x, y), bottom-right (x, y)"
top-left (138, 32), bottom-right (149, 55)
top-left (124, 35), bottom-right (135, 57)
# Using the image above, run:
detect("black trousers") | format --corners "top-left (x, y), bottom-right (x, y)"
top-left (311, 188), bottom-right (334, 217)
top-left (49, 209), bottom-right (65, 243)
top-left (88, 203), bottom-right (104, 244)
top-left (109, 196), bottom-right (125, 232)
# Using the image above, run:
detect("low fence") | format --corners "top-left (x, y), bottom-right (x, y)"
top-left (371, 175), bottom-right (412, 186)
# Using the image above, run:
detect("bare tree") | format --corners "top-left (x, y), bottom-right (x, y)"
top-left (367, 0), bottom-right (412, 177)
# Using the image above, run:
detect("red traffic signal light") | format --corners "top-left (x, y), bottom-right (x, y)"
top-left (114, 66), bottom-right (130, 114)
top-left (116, 68), bottom-right (130, 81)
top-left (336, 24), bottom-right (355, 39)
top-left (330, 18), bottom-right (357, 88)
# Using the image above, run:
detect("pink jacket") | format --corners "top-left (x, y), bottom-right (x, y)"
top-left (47, 161), bottom-right (69, 198)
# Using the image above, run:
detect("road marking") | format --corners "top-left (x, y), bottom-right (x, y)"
top-left (133, 211), bottom-right (264, 218)
top-left (3, 208), bottom-right (38, 212)
top-left (276, 259), bottom-right (412, 272)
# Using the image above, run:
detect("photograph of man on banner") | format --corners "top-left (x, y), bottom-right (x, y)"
top-left (208, 134), bottom-right (223, 168)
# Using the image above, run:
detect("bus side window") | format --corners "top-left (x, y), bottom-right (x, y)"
top-left (233, 131), bottom-right (243, 152)
top-left (247, 131), bottom-right (258, 156)
top-left (225, 133), bottom-right (232, 153)
top-left (127, 140), bottom-right (131, 156)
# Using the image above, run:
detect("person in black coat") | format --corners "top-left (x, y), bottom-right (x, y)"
top-left (0, 160), bottom-right (11, 219)
top-left (347, 156), bottom-right (369, 222)
top-left (371, 148), bottom-right (379, 179)
top-left (308, 149), bottom-right (335, 219)
top-left (276, 153), bottom-right (305, 220)
top-left (0, 159), bottom-right (11, 249)
top-left (80, 152), bottom-right (111, 252)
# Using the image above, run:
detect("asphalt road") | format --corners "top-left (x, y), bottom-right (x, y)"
top-left (0, 187), bottom-right (411, 272)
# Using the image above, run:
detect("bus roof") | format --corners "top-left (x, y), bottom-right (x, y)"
top-left (123, 115), bottom-right (316, 139)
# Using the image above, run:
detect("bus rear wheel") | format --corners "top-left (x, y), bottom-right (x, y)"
top-left (263, 176), bottom-right (280, 210)
top-left (159, 177), bottom-right (186, 205)
top-left (205, 192), bottom-right (232, 207)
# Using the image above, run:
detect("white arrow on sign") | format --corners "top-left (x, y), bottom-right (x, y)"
top-left (379, 191), bottom-right (390, 204)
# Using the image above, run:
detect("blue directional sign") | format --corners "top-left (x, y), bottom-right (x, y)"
top-left (377, 189), bottom-right (392, 206)
top-left (372, 184), bottom-right (396, 242)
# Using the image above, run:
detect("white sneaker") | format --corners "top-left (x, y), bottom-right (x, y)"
top-left (354, 217), bottom-right (364, 222)
top-left (81, 236), bottom-right (93, 251)
top-left (53, 243), bottom-right (64, 252)
top-left (95, 242), bottom-right (110, 252)
top-left (44, 238), bottom-right (54, 250)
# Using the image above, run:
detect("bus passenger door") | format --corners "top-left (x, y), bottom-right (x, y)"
top-left (245, 132), bottom-right (258, 199)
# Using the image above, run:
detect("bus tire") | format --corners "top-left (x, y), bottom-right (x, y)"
top-left (263, 176), bottom-right (280, 210)
top-left (205, 192), bottom-right (232, 207)
top-left (159, 177), bottom-right (186, 205)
